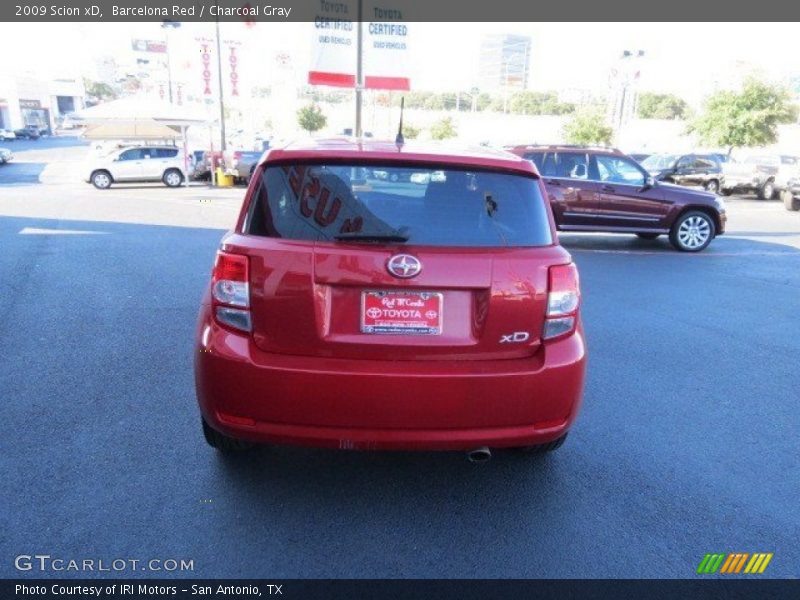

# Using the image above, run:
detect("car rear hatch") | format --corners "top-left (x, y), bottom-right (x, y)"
top-left (229, 161), bottom-right (568, 361)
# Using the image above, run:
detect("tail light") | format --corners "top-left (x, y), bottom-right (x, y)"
top-left (211, 251), bottom-right (251, 332)
top-left (543, 263), bottom-right (580, 341)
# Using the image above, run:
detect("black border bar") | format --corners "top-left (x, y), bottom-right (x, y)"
top-left (2, 0), bottom-right (800, 22)
top-left (4, 579), bottom-right (800, 600)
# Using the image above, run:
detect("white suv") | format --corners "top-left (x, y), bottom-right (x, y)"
top-left (86, 146), bottom-right (187, 189)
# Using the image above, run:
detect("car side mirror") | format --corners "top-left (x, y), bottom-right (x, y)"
top-left (640, 176), bottom-right (655, 191)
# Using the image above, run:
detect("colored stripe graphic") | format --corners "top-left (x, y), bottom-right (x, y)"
top-left (697, 554), bottom-right (726, 574)
top-left (744, 553), bottom-right (773, 574)
top-left (699, 552), bottom-right (773, 574)
top-left (720, 553), bottom-right (748, 573)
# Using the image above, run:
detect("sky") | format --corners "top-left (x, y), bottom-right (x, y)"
top-left (1, 22), bottom-right (799, 107)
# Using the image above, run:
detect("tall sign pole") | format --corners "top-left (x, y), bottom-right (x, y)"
top-left (354, 0), bottom-right (364, 138)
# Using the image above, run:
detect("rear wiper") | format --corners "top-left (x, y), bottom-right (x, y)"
top-left (333, 233), bottom-right (409, 243)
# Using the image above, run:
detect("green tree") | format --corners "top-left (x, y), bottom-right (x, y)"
top-left (297, 103), bottom-right (327, 134)
top-left (637, 92), bottom-right (690, 120)
top-left (396, 92), bottom-right (434, 109)
top-left (475, 92), bottom-right (493, 111)
top-left (430, 117), bottom-right (457, 140)
top-left (402, 124), bottom-right (420, 139)
top-left (562, 109), bottom-right (614, 145)
top-left (688, 79), bottom-right (795, 152)
top-left (83, 79), bottom-right (118, 101)
top-left (508, 91), bottom-right (575, 116)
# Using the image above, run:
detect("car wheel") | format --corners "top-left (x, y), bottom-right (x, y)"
top-left (517, 433), bottom-right (568, 454)
top-left (704, 179), bottom-right (719, 194)
top-left (636, 233), bottom-right (660, 240)
top-left (669, 210), bottom-right (715, 252)
top-left (163, 168), bottom-right (184, 188)
top-left (757, 181), bottom-right (775, 200)
top-left (91, 170), bottom-right (112, 189)
top-left (783, 191), bottom-right (800, 211)
top-left (202, 418), bottom-right (254, 452)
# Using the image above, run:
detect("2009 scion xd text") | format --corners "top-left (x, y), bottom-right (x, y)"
top-left (194, 140), bottom-right (586, 460)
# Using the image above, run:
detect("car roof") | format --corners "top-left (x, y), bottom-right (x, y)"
top-left (506, 144), bottom-right (626, 157)
top-left (262, 138), bottom-right (536, 176)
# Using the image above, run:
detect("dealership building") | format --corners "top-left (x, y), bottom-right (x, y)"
top-left (0, 72), bottom-right (85, 132)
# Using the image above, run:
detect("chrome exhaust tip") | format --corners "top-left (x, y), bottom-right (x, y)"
top-left (466, 447), bottom-right (492, 463)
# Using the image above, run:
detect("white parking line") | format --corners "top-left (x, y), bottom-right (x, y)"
top-left (19, 227), bottom-right (109, 235)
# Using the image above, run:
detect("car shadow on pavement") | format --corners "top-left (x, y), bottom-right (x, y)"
top-left (558, 232), bottom-right (800, 254)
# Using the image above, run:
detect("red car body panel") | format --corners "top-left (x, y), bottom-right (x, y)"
top-left (195, 140), bottom-right (587, 451)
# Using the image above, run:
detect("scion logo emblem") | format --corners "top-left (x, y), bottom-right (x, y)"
top-left (387, 254), bottom-right (422, 279)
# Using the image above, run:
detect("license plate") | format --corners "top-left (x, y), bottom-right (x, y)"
top-left (361, 290), bottom-right (443, 335)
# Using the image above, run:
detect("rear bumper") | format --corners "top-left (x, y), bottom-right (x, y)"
top-left (722, 175), bottom-right (763, 190)
top-left (194, 309), bottom-right (587, 451)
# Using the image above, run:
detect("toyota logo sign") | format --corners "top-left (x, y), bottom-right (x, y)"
top-left (387, 254), bottom-right (422, 279)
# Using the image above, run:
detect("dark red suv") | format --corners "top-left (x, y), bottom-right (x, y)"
top-left (195, 140), bottom-right (586, 459)
top-left (506, 145), bottom-right (727, 252)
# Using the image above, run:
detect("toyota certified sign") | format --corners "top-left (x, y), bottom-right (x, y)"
top-left (387, 254), bottom-right (421, 278)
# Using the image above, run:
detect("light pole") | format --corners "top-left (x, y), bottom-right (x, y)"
top-left (161, 20), bottom-right (181, 104)
top-left (354, 0), bottom-right (364, 138)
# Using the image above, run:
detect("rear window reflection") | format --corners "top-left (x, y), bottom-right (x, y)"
top-left (245, 164), bottom-right (552, 248)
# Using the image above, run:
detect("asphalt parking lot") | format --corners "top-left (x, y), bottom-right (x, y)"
top-left (1, 137), bottom-right (799, 578)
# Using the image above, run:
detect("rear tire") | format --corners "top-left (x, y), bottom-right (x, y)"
top-left (517, 433), bottom-right (568, 454)
top-left (757, 180), bottom-right (775, 200)
top-left (163, 168), bottom-right (184, 188)
top-left (636, 233), bottom-right (660, 240)
top-left (783, 191), bottom-right (800, 211)
top-left (202, 418), bottom-right (254, 452)
top-left (704, 179), bottom-right (719, 194)
top-left (91, 170), bottom-right (112, 189)
top-left (669, 210), bottom-right (715, 252)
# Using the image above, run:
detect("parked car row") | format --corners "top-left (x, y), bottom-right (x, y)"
top-left (1, 125), bottom-right (48, 140)
top-left (82, 143), bottom-right (270, 189)
top-left (632, 151), bottom-right (800, 200)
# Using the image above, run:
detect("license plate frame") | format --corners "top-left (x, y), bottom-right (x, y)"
top-left (360, 290), bottom-right (443, 335)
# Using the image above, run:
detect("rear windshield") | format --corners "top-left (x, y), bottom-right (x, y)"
top-left (244, 163), bottom-right (552, 247)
